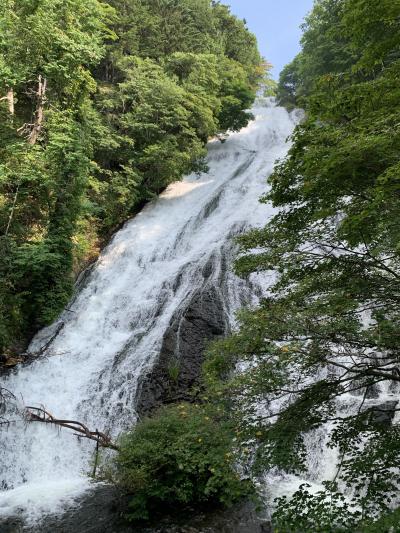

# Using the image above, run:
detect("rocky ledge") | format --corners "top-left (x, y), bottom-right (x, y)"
top-left (1, 485), bottom-right (271, 533)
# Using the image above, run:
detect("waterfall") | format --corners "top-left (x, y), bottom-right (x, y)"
top-left (0, 99), bottom-right (299, 524)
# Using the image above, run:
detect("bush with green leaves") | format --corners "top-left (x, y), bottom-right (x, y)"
top-left (111, 403), bottom-right (254, 522)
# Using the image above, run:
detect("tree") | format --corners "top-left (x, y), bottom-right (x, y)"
top-left (0, 0), bottom-right (113, 351)
top-left (206, 0), bottom-right (400, 530)
top-left (0, 0), bottom-right (265, 356)
top-left (110, 403), bottom-right (254, 522)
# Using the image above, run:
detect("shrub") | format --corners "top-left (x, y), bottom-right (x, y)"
top-left (112, 403), bottom-right (254, 522)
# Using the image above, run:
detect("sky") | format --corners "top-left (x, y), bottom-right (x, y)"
top-left (226, 0), bottom-right (315, 80)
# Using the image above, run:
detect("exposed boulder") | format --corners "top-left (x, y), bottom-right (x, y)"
top-left (369, 400), bottom-right (398, 426)
top-left (135, 280), bottom-right (229, 416)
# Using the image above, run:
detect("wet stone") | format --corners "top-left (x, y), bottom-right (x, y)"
top-left (13, 486), bottom-right (270, 533)
top-left (369, 400), bottom-right (398, 426)
top-left (134, 283), bottom-right (229, 416)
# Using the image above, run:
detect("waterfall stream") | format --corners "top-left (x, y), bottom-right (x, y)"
top-left (0, 99), bottom-right (300, 524)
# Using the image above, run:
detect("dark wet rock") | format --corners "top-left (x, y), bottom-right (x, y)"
top-left (369, 400), bottom-right (398, 426)
top-left (11, 485), bottom-right (270, 533)
top-left (133, 240), bottom-right (257, 417)
top-left (139, 501), bottom-right (272, 533)
top-left (364, 384), bottom-right (380, 399)
top-left (135, 283), bottom-right (229, 416)
top-left (0, 485), bottom-right (129, 533)
top-left (74, 261), bottom-right (97, 293)
top-left (0, 515), bottom-right (24, 533)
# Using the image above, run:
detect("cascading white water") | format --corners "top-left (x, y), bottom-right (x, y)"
top-left (0, 99), bottom-right (299, 524)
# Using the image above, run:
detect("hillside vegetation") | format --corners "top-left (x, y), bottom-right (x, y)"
top-left (0, 0), bottom-right (264, 356)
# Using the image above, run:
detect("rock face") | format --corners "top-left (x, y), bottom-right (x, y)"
top-left (369, 400), bottom-right (398, 426)
top-left (135, 253), bottom-right (234, 416)
top-left (4, 485), bottom-right (270, 533)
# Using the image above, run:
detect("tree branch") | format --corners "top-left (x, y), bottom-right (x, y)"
top-left (25, 406), bottom-right (119, 451)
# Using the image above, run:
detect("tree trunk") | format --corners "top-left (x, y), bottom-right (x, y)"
top-left (28, 75), bottom-right (47, 145)
top-left (7, 88), bottom-right (14, 115)
top-left (4, 184), bottom-right (19, 237)
top-left (0, 88), bottom-right (14, 116)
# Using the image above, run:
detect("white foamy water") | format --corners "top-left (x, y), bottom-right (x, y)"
top-left (0, 99), bottom-right (299, 523)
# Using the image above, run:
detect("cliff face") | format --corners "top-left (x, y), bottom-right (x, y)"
top-left (135, 285), bottom-right (228, 415)
top-left (134, 248), bottom-right (235, 416)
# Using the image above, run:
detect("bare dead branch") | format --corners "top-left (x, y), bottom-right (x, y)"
top-left (25, 406), bottom-right (119, 451)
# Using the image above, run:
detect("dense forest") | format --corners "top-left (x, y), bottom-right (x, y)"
top-left (0, 0), bottom-right (264, 357)
top-left (2, 0), bottom-right (400, 531)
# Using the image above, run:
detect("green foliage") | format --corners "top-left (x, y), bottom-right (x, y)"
top-left (206, 0), bottom-right (400, 531)
top-left (277, 0), bottom-right (356, 107)
top-left (111, 403), bottom-right (254, 522)
top-left (167, 359), bottom-right (181, 384)
top-left (217, 57), bottom-right (256, 132)
top-left (0, 0), bottom-right (264, 355)
top-left (13, 110), bottom-right (93, 331)
top-left (90, 0), bottom-right (263, 235)
top-left (273, 482), bottom-right (360, 533)
top-left (0, 0), bottom-right (110, 352)
top-left (362, 507), bottom-right (400, 533)
top-left (274, 487), bottom-right (400, 533)
top-left (0, 0), bottom-right (114, 98)
top-left (276, 57), bottom-right (303, 109)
